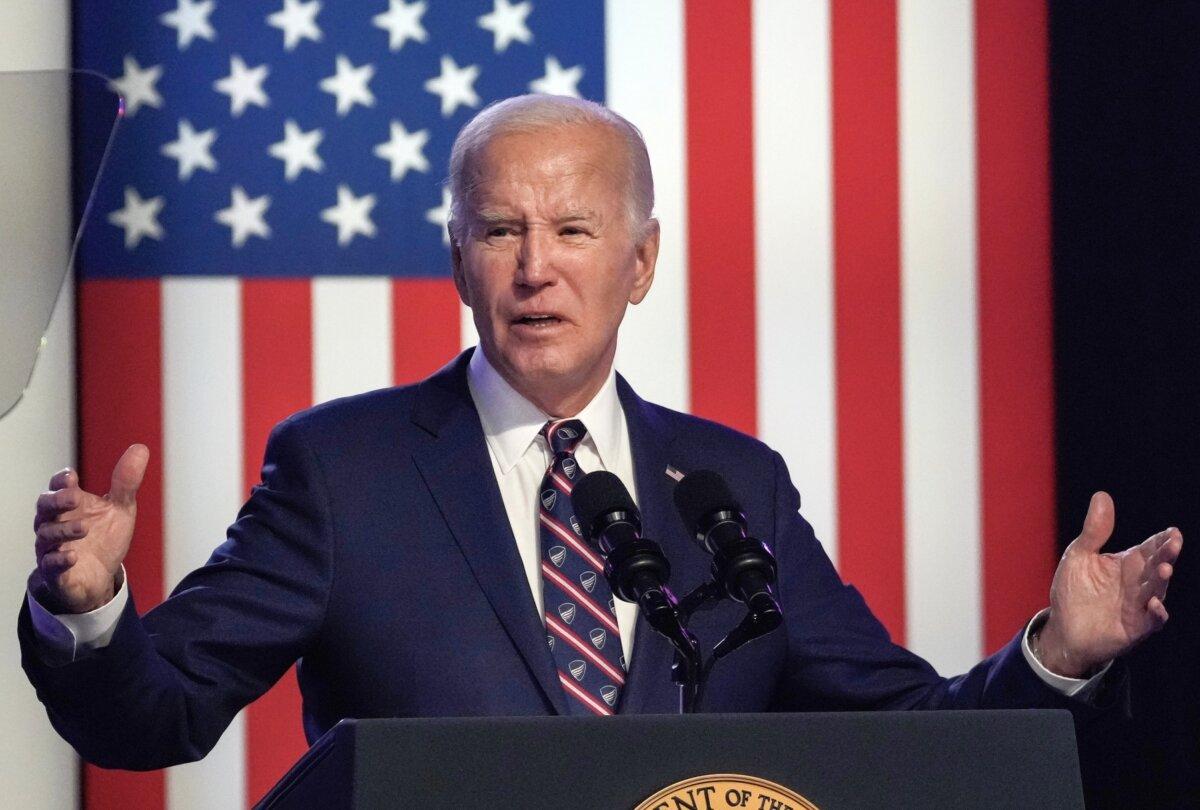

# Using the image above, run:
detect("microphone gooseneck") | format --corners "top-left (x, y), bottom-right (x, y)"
top-left (672, 470), bottom-right (783, 642)
top-left (571, 471), bottom-right (699, 684)
top-left (571, 471), bottom-right (673, 615)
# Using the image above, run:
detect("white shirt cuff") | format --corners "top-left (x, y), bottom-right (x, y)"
top-left (1021, 607), bottom-right (1111, 698)
top-left (26, 565), bottom-right (129, 662)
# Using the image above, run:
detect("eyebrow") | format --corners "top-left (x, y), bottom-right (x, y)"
top-left (474, 211), bottom-right (519, 226)
top-left (473, 209), bottom-right (600, 226)
top-left (557, 210), bottom-right (599, 225)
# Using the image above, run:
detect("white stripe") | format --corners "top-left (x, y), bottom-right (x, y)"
top-left (752, 0), bottom-right (838, 564)
top-left (459, 301), bottom-right (479, 352)
top-left (606, 0), bottom-right (689, 412)
top-left (539, 512), bottom-right (606, 571)
top-left (559, 673), bottom-right (614, 715)
top-left (549, 469), bottom-right (574, 493)
top-left (313, 277), bottom-right (393, 403)
top-left (545, 615), bottom-right (625, 683)
top-left (898, 0), bottom-right (983, 673)
top-left (542, 563), bottom-right (620, 634)
top-left (161, 278), bottom-right (246, 809)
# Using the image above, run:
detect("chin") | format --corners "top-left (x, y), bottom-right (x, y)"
top-left (510, 352), bottom-right (573, 383)
top-left (504, 345), bottom-right (588, 388)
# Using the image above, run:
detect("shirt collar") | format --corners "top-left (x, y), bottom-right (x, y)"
top-left (466, 347), bottom-right (623, 475)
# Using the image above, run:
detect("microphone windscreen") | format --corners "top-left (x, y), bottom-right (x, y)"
top-left (571, 471), bottom-right (637, 537)
top-left (673, 469), bottom-right (739, 529)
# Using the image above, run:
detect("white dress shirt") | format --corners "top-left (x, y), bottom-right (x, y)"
top-left (27, 347), bottom-right (1105, 698)
top-left (465, 347), bottom-right (639, 664)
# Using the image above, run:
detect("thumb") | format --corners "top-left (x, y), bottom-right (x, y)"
top-left (109, 444), bottom-right (150, 508)
top-left (1073, 491), bottom-right (1115, 554)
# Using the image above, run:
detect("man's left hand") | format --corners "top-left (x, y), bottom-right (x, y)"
top-left (1036, 492), bottom-right (1182, 678)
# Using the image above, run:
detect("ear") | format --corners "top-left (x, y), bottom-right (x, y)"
top-left (628, 218), bottom-right (660, 306)
top-left (450, 226), bottom-right (471, 307)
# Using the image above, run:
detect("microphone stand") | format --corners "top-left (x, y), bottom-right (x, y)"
top-left (672, 581), bottom-right (721, 713)
top-left (674, 575), bottom-right (783, 714)
top-left (582, 498), bottom-right (779, 713)
top-left (594, 529), bottom-right (705, 714)
top-left (609, 551), bottom-right (781, 714)
top-left (632, 584), bottom-right (703, 714)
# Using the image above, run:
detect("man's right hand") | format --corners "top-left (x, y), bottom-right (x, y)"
top-left (32, 444), bottom-right (149, 614)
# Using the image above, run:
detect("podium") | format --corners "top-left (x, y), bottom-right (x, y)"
top-left (256, 711), bottom-right (1084, 808)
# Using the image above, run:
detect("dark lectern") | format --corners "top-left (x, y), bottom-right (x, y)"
top-left (256, 711), bottom-right (1083, 809)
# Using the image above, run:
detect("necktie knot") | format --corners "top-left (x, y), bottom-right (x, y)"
top-left (542, 419), bottom-right (587, 457)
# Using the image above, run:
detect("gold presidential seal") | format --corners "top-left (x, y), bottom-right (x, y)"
top-left (635, 773), bottom-right (820, 810)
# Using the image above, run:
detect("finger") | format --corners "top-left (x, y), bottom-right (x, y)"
top-left (109, 444), bottom-right (150, 508)
top-left (1147, 595), bottom-right (1169, 627)
top-left (39, 548), bottom-right (77, 578)
top-left (48, 467), bottom-right (77, 491)
top-left (1072, 491), bottom-right (1115, 554)
top-left (1132, 529), bottom-right (1173, 570)
top-left (1142, 537), bottom-right (1180, 576)
top-left (34, 488), bottom-right (81, 530)
top-left (1138, 527), bottom-right (1173, 557)
top-left (1137, 561), bottom-right (1173, 605)
top-left (1154, 561), bottom-right (1173, 600)
top-left (35, 520), bottom-right (86, 555)
top-left (1140, 533), bottom-right (1183, 577)
top-left (1154, 532), bottom-right (1183, 565)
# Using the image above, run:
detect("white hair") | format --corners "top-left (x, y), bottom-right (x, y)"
top-left (447, 94), bottom-right (655, 242)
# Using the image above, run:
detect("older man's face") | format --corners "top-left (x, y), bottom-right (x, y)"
top-left (452, 123), bottom-right (658, 412)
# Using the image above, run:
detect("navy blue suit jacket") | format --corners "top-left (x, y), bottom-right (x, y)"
top-left (19, 350), bottom-right (1122, 770)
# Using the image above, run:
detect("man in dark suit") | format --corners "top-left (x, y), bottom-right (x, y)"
top-left (21, 95), bottom-right (1182, 770)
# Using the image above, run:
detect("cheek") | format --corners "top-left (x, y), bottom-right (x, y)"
top-left (591, 266), bottom-right (638, 316)
top-left (463, 258), bottom-right (510, 313)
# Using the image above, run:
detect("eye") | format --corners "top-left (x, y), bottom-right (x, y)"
top-left (486, 226), bottom-right (514, 238)
top-left (560, 225), bottom-right (588, 237)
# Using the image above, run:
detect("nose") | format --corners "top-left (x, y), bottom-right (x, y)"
top-left (515, 227), bottom-right (557, 289)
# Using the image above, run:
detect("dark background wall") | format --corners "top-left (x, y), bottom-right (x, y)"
top-left (1050, 2), bottom-right (1200, 806)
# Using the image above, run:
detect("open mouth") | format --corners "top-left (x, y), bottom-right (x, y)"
top-left (513, 314), bottom-right (563, 327)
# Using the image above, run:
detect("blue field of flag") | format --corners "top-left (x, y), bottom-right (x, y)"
top-left (72, 0), bottom-right (605, 278)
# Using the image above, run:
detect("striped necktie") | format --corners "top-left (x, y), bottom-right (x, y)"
top-left (537, 418), bottom-right (626, 715)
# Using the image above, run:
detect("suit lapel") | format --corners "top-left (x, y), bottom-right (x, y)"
top-left (410, 352), bottom-right (569, 715)
top-left (615, 376), bottom-right (686, 714)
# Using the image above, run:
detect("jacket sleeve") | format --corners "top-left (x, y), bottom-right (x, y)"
top-left (765, 450), bottom-right (1128, 726)
top-left (18, 415), bottom-right (334, 770)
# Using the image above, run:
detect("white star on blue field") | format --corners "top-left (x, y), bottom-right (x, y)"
top-left (74, 0), bottom-right (603, 279)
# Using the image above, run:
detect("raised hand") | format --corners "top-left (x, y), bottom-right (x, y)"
top-left (32, 444), bottom-right (149, 614)
top-left (1036, 492), bottom-right (1183, 678)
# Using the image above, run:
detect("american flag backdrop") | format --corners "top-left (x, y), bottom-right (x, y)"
top-left (71, 0), bottom-right (1055, 807)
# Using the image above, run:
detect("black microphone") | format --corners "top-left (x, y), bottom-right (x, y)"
top-left (673, 470), bottom-right (782, 624)
top-left (571, 471), bottom-right (688, 642)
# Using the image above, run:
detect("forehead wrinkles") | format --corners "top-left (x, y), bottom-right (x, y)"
top-left (466, 151), bottom-right (619, 223)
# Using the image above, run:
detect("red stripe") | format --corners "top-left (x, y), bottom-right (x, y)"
top-left (392, 278), bottom-right (461, 385)
top-left (558, 673), bottom-right (614, 716)
top-left (545, 615), bottom-right (625, 684)
top-left (541, 563), bottom-right (620, 635)
top-left (831, 0), bottom-right (907, 643)
top-left (79, 280), bottom-right (165, 810)
top-left (539, 512), bottom-right (605, 571)
top-left (241, 279), bottom-right (313, 805)
top-left (549, 469), bottom-right (574, 494)
top-left (975, 0), bottom-right (1056, 653)
top-left (685, 0), bottom-right (757, 435)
